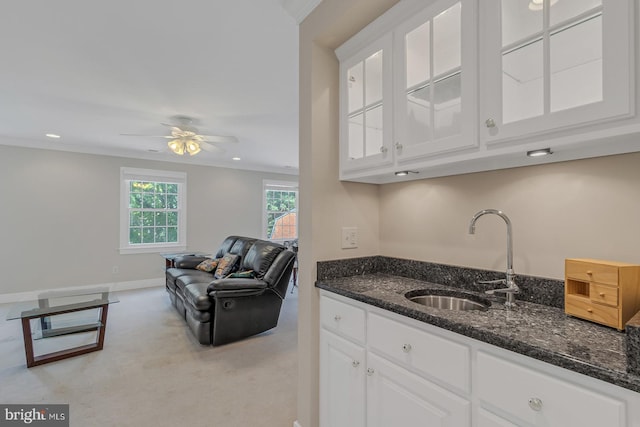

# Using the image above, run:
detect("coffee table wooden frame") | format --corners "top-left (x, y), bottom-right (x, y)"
top-left (20, 301), bottom-right (110, 368)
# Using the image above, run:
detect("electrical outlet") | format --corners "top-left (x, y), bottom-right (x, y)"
top-left (342, 227), bottom-right (358, 249)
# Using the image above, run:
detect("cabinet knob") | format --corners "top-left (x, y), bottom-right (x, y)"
top-left (485, 118), bottom-right (496, 128)
top-left (380, 146), bottom-right (388, 154)
top-left (352, 360), bottom-right (360, 368)
top-left (587, 308), bottom-right (593, 313)
top-left (367, 368), bottom-right (375, 376)
top-left (586, 270), bottom-right (593, 275)
top-left (402, 343), bottom-right (412, 353)
top-left (395, 142), bottom-right (403, 151)
top-left (599, 292), bottom-right (606, 297)
top-left (334, 315), bottom-right (341, 322)
top-left (528, 397), bottom-right (543, 411)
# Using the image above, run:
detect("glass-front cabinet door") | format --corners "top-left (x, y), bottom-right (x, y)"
top-left (393, 0), bottom-right (478, 163)
top-left (339, 34), bottom-right (393, 175)
top-left (480, 0), bottom-right (633, 144)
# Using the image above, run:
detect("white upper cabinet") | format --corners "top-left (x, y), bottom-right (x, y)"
top-left (339, 34), bottom-right (394, 175)
top-left (480, 0), bottom-right (633, 143)
top-left (394, 0), bottom-right (478, 162)
top-left (336, 0), bottom-right (637, 183)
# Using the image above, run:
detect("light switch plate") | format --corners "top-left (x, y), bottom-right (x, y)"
top-left (342, 227), bottom-right (358, 249)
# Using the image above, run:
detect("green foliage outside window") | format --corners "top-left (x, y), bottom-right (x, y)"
top-left (128, 180), bottom-right (179, 244)
top-left (266, 190), bottom-right (297, 239)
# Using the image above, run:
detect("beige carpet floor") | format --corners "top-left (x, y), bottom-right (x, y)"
top-left (0, 285), bottom-right (298, 426)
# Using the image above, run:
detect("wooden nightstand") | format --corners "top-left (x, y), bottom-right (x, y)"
top-left (565, 258), bottom-right (640, 330)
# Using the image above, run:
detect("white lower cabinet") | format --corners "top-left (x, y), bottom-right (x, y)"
top-left (367, 352), bottom-right (470, 426)
top-left (319, 329), bottom-right (366, 427)
top-left (319, 290), bottom-right (640, 427)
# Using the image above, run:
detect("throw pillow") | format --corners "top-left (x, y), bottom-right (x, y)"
top-left (195, 258), bottom-right (219, 273)
top-left (228, 270), bottom-right (255, 278)
top-left (214, 253), bottom-right (240, 279)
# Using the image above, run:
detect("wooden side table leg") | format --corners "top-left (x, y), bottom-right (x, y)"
top-left (96, 304), bottom-right (109, 350)
top-left (21, 317), bottom-right (35, 368)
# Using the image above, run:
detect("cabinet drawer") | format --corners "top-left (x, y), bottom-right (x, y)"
top-left (320, 295), bottom-right (365, 343)
top-left (565, 295), bottom-right (619, 327)
top-left (477, 351), bottom-right (625, 426)
top-left (368, 312), bottom-right (470, 393)
top-left (565, 260), bottom-right (619, 286)
top-left (590, 283), bottom-right (618, 307)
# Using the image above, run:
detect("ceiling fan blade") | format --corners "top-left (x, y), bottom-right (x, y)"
top-left (199, 135), bottom-right (239, 144)
top-left (200, 142), bottom-right (225, 153)
top-left (120, 134), bottom-right (174, 139)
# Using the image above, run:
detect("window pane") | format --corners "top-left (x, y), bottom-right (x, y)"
top-left (154, 183), bottom-right (166, 193)
top-left (550, 15), bottom-right (602, 112)
top-left (365, 106), bottom-right (383, 157)
top-left (142, 194), bottom-right (155, 209)
top-left (142, 227), bottom-right (154, 243)
top-left (129, 193), bottom-right (142, 209)
top-left (348, 62), bottom-right (364, 113)
top-left (406, 85), bottom-right (431, 146)
top-left (550, 0), bottom-right (601, 27)
top-left (406, 21), bottom-right (430, 89)
top-left (129, 228), bottom-right (142, 244)
top-left (502, 0), bottom-right (542, 47)
top-left (167, 227), bottom-right (178, 242)
top-left (503, 39), bottom-right (543, 123)
top-left (348, 113), bottom-right (364, 160)
top-left (166, 195), bottom-right (178, 209)
top-left (166, 184), bottom-right (178, 194)
top-left (167, 212), bottom-right (178, 226)
top-left (365, 50), bottom-right (383, 105)
top-left (154, 227), bottom-right (167, 243)
top-left (155, 212), bottom-right (167, 226)
top-left (433, 73), bottom-right (461, 140)
top-left (142, 212), bottom-right (154, 226)
top-left (433, 3), bottom-right (461, 76)
top-left (130, 211), bottom-right (142, 227)
top-left (154, 194), bottom-right (166, 209)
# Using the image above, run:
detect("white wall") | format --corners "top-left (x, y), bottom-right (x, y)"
top-left (0, 144), bottom-right (296, 298)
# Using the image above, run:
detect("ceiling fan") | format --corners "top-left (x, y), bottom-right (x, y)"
top-left (122, 115), bottom-right (238, 156)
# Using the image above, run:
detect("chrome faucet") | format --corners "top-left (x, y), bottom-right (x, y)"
top-left (468, 209), bottom-right (519, 308)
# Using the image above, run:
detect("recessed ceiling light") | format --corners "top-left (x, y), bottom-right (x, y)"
top-left (232, 157), bottom-right (241, 161)
top-left (526, 148), bottom-right (553, 157)
top-left (394, 170), bottom-right (419, 176)
top-left (46, 133), bottom-right (61, 139)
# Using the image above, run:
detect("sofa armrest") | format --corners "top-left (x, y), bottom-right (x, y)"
top-left (207, 278), bottom-right (268, 292)
top-left (173, 256), bottom-right (209, 269)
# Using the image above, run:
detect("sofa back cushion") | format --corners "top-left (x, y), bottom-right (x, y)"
top-left (214, 236), bottom-right (239, 258)
top-left (242, 240), bottom-right (285, 279)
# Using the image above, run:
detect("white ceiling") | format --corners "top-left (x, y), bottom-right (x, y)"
top-left (0, 0), bottom-right (317, 175)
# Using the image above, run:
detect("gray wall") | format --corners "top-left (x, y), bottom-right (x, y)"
top-left (0, 144), bottom-right (296, 296)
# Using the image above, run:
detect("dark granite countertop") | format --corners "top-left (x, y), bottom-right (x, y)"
top-left (316, 272), bottom-right (640, 393)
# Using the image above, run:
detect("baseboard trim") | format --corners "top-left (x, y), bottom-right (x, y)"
top-left (0, 278), bottom-right (164, 304)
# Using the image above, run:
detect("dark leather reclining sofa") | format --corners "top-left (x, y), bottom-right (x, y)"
top-left (165, 236), bottom-right (296, 345)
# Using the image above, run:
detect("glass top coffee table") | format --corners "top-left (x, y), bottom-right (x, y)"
top-left (6, 287), bottom-right (119, 368)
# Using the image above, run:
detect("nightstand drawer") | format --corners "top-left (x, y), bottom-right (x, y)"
top-left (565, 260), bottom-right (618, 286)
top-left (565, 295), bottom-right (618, 327)
top-left (590, 283), bottom-right (618, 307)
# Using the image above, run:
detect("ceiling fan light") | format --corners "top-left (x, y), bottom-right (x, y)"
top-left (186, 141), bottom-right (201, 155)
top-left (168, 139), bottom-right (185, 155)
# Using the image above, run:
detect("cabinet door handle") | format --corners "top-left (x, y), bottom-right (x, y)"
top-left (402, 343), bottom-right (412, 353)
top-left (485, 118), bottom-right (496, 128)
top-left (367, 368), bottom-right (375, 376)
top-left (334, 315), bottom-right (341, 322)
top-left (352, 360), bottom-right (360, 368)
top-left (528, 397), bottom-right (543, 411)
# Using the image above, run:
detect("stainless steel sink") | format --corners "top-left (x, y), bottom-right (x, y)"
top-left (406, 290), bottom-right (491, 311)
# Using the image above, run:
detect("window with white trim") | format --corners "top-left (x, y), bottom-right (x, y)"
top-left (263, 180), bottom-right (298, 244)
top-left (120, 168), bottom-right (187, 254)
